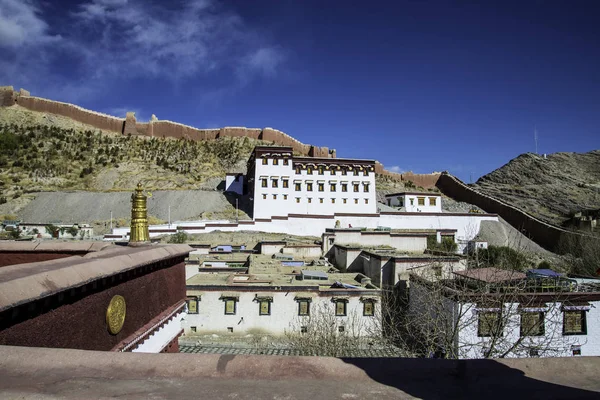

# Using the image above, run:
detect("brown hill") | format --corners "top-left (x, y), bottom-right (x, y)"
top-left (473, 151), bottom-right (600, 226)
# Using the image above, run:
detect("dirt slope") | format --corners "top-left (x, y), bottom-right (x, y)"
top-left (473, 151), bottom-right (600, 225)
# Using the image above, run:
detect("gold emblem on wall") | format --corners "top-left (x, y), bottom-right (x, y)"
top-left (106, 295), bottom-right (126, 335)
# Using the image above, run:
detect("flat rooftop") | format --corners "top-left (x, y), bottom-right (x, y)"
top-left (1, 345), bottom-right (600, 399)
top-left (186, 270), bottom-right (377, 291)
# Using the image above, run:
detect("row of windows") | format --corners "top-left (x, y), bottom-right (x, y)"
top-left (262, 158), bottom-right (290, 166)
top-left (187, 298), bottom-right (375, 317)
top-left (260, 158), bottom-right (373, 177)
top-left (260, 194), bottom-right (369, 204)
top-left (295, 167), bottom-right (370, 177)
top-left (261, 179), bottom-right (369, 193)
top-left (393, 197), bottom-right (437, 207)
top-left (477, 310), bottom-right (588, 337)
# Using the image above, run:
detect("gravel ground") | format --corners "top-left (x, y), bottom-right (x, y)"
top-left (16, 190), bottom-right (238, 224)
top-left (475, 216), bottom-right (554, 256)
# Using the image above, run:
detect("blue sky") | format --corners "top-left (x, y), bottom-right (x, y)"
top-left (1, 0), bottom-right (599, 182)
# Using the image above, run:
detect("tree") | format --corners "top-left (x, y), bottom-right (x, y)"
top-left (284, 301), bottom-right (403, 357)
top-left (66, 226), bottom-right (79, 238)
top-left (45, 224), bottom-right (59, 238)
top-left (402, 268), bottom-right (583, 359)
top-left (169, 229), bottom-right (188, 244)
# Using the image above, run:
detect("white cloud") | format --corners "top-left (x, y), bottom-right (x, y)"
top-left (0, 0), bottom-right (287, 101)
top-left (0, 0), bottom-right (60, 47)
top-left (387, 166), bottom-right (405, 174)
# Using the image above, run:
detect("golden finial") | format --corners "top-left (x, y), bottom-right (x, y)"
top-left (130, 182), bottom-right (149, 243)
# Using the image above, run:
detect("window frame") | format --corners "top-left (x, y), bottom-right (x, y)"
top-left (262, 158), bottom-right (268, 165)
top-left (283, 159), bottom-right (289, 166)
top-left (273, 158), bottom-right (279, 165)
top-left (477, 311), bottom-right (502, 337)
top-left (563, 310), bottom-right (587, 335)
top-left (363, 183), bottom-right (370, 192)
top-left (224, 298), bottom-right (237, 315)
top-left (363, 300), bottom-right (375, 316)
top-left (282, 179), bottom-right (289, 188)
top-left (297, 300), bottom-right (310, 316)
top-left (186, 297), bottom-right (198, 314)
top-left (318, 183), bottom-right (324, 192)
top-left (295, 182), bottom-right (301, 191)
top-left (429, 197), bottom-right (437, 206)
top-left (306, 183), bottom-right (313, 191)
top-left (417, 197), bottom-right (426, 206)
top-left (353, 184), bottom-right (359, 192)
top-left (520, 311), bottom-right (545, 337)
top-left (334, 299), bottom-right (348, 316)
top-left (261, 179), bottom-right (267, 188)
top-left (271, 179), bottom-right (278, 188)
top-left (258, 299), bottom-right (272, 316)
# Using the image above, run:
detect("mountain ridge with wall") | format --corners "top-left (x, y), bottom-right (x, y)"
top-left (0, 86), bottom-right (439, 187)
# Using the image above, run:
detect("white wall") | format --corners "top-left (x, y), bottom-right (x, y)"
top-left (252, 157), bottom-right (377, 219)
top-left (387, 194), bottom-right (442, 213)
top-left (457, 300), bottom-right (600, 359)
top-left (182, 291), bottom-right (380, 337)
top-left (132, 311), bottom-right (185, 353)
top-left (112, 213), bottom-right (497, 246)
top-left (408, 281), bottom-right (600, 359)
top-left (282, 246), bottom-right (322, 258)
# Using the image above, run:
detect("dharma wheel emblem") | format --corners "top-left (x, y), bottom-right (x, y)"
top-left (106, 295), bottom-right (126, 334)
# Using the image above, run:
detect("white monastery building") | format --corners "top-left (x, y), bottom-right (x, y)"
top-left (248, 146), bottom-right (377, 219)
top-left (385, 192), bottom-right (442, 213)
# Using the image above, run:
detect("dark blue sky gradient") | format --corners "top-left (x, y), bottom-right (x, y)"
top-left (3, 0), bottom-right (599, 181)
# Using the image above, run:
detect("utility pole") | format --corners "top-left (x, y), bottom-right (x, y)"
top-left (110, 210), bottom-right (113, 231)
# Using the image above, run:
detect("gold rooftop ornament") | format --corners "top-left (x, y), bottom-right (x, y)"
top-left (130, 182), bottom-right (150, 243)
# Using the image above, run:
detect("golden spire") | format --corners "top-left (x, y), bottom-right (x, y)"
top-left (130, 182), bottom-right (149, 243)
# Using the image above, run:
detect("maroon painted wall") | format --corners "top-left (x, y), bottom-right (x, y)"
top-left (0, 261), bottom-right (185, 351)
top-left (0, 252), bottom-right (86, 268)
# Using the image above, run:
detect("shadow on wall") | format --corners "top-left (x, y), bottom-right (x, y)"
top-left (223, 192), bottom-right (253, 220)
top-left (341, 357), bottom-right (599, 399)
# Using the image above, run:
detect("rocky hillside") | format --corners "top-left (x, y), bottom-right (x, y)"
top-left (473, 151), bottom-right (600, 226)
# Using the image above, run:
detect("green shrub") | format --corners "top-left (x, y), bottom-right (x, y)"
top-left (169, 230), bottom-right (188, 244)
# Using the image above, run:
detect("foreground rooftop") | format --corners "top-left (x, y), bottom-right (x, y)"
top-left (1, 345), bottom-right (599, 399)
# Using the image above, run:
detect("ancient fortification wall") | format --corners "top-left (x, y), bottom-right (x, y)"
top-left (2, 87), bottom-right (436, 182)
top-left (435, 172), bottom-right (596, 252)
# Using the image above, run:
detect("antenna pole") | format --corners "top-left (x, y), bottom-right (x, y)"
top-left (534, 125), bottom-right (538, 155)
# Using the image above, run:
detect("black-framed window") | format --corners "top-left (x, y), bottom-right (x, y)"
top-left (283, 159), bottom-right (289, 165)
top-left (363, 183), bottom-right (370, 192)
top-left (353, 170), bottom-right (359, 176)
top-left (297, 300), bottom-right (310, 316)
top-left (306, 183), bottom-right (313, 191)
top-left (520, 312), bottom-right (545, 336)
top-left (261, 179), bottom-right (267, 188)
top-left (477, 311), bottom-right (502, 337)
top-left (330, 183), bottom-right (336, 191)
top-left (295, 183), bottom-right (301, 191)
top-left (318, 166), bottom-right (324, 175)
top-left (187, 297), bottom-right (198, 314)
top-left (334, 299), bottom-right (347, 316)
top-left (330, 169), bottom-right (336, 176)
top-left (341, 183), bottom-right (348, 192)
top-left (223, 298), bottom-right (237, 315)
top-left (259, 299), bottom-right (271, 316)
top-left (273, 158), bottom-right (278, 165)
top-left (363, 301), bottom-right (375, 316)
top-left (363, 170), bottom-right (369, 176)
top-left (282, 179), bottom-right (289, 188)
top-left (353, 184), bottom-right (359, 192)
top-left (563, 310), bottom-right (587, 335)
top-left (272, 179), bottom-right (278, 188)
top-left (342, 169), bottom-right (347, 176)
top-left (318, 183), bottom-right (324, 192)
top-left (262, 158), bottom-right (268, 165)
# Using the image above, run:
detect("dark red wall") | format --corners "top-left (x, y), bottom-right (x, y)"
top-left (0, 261), bottom-right (185, 351)
top-left (0, 252), bottom-right (85, 268)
